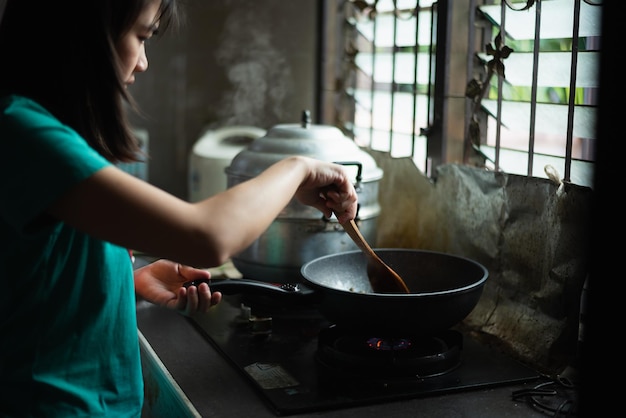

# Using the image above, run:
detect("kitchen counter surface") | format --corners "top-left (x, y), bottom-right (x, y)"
top-left (136, 300), bottom-right (560, 418)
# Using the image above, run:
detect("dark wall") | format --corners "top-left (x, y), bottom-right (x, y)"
top-left (128, 0), bottom-right (320, 199)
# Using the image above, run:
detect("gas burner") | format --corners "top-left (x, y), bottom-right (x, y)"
top-left (182, 293), bottom-right (541, 415)
top-left (316, 325), bottom-right (463, 378)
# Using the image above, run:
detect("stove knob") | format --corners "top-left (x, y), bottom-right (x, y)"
top-left (250, 316), bottom-right (272, 336)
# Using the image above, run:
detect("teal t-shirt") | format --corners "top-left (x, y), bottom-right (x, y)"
top-left (0, 95), bottom-right (143, 417)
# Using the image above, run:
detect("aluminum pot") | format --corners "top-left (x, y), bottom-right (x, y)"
top-left (225, 111), bottom-right (383, 282)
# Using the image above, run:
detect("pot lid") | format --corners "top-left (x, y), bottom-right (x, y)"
top-left (226, 110), bottom-right (383, 182)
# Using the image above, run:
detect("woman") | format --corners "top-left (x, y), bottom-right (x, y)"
top-left (0, 0), bottom-right (358, 416)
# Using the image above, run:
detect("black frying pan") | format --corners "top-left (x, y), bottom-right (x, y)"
top-left (198, 249), bottom-right (488, 335)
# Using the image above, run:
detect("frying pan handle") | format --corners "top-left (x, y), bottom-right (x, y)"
top-left (184, 278), bottom-right (316, 301)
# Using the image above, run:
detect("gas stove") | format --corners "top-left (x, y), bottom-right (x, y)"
top-left (188, 293), bottom-right (540, 416)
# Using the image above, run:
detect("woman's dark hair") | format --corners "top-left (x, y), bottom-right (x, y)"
top-left (0, 0), bottom-right (181, 162)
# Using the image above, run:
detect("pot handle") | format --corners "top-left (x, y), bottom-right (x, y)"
top-left (184, 278), bottom-right (316, 300)
top-left (333, 160), bottom-right (363, 191)
top-left (320, 160), bottom-right (363, 221)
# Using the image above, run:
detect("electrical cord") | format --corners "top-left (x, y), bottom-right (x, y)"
top-left (512, 376), bottom-right (578, 417)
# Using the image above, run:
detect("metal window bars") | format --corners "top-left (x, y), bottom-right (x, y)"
top-left (331, 0), bottom-right (600, 187)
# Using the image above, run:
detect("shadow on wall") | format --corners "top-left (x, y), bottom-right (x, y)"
top-left (370, 150), bottom-right (592, 375)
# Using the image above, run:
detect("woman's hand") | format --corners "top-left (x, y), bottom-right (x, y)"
top-left (134, 259), bottom-right (222, 315)
top-left (293, 157), bottom-right (359, 225)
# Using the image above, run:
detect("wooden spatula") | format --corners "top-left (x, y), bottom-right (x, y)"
top-left (341, 219), bottom-right (411, 294)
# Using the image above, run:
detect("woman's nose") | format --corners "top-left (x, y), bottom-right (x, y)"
top-left (135, 49), bottom-right (148, 73)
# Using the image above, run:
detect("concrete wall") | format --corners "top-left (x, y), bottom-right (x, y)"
top-left (128, 0), bottom-right (320, 199)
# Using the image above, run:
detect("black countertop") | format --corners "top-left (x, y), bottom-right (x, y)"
top-left (136, 299), bottom-right (564, 418)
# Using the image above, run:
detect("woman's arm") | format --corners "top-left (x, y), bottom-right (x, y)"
top-left (46, 155), bottom-right (358, 268)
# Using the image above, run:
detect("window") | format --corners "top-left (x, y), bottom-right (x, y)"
top-left (328, 0), bottom-right (438, 174)
top-left (474, 0), bottom-right (600, 187)
top-left (325, 0), bottom-right (601, 188)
